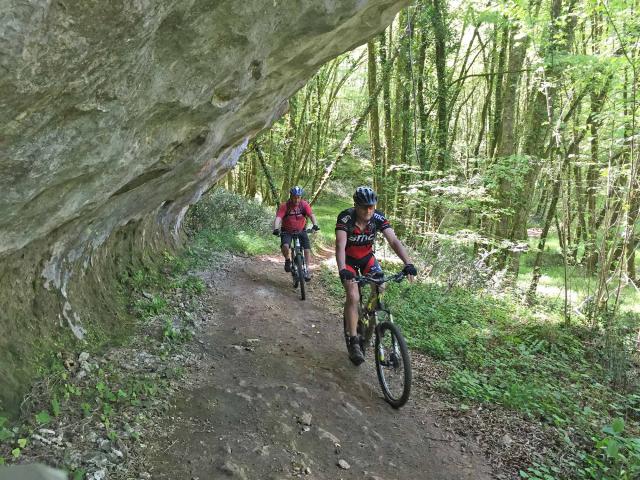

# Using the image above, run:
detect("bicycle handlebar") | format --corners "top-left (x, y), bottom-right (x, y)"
top-left (281, 228), bottom-right (315, 236)
top-left (353, 271), bottom-right (406, 285)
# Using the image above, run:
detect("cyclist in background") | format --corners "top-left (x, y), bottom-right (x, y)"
top-left (335, 186), bottom-right (416, 365)
top-left (273, 186), bottom-right (320, 281)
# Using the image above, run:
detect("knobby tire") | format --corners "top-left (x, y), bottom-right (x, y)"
top-left (296, 254), bottom-right (306, 301)
top-left (374, 321), bottom-right (411, 408)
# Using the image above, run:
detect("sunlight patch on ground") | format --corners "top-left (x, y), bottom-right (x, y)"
top-left (535, 282), bottom-right (582, 304)
top-left (321, 255), bottom-right (337, 270)
top-left (253, 286), bottom-right (275, 298)
top-left (518, 275), bottom-right (640, 315)
top-left (263, 254), bottom-right (284, 265)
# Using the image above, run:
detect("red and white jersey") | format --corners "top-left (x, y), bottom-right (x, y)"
top-left (276, 200), bottom-right (313, 232)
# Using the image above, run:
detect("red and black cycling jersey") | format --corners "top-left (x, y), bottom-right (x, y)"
top-left (335, 207), bottom-right (391, 259)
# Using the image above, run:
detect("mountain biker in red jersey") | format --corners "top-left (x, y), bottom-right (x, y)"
top-left (335, 186), bottom-right (416, 365)
top-left (273, 186), bottom-right (320, 281)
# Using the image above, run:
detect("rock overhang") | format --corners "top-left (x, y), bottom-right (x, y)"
top-left (0, 0), bottom-right (408, 412)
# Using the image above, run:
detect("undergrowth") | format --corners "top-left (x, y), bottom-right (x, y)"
top-left (318, 259), bottom-right (640, 479)
top-left (0, 188), bottom-right (274, 475)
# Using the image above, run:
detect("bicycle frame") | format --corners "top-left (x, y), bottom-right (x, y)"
top-left (284, 228), bottom-right (313, 300)
top-left (287, 229), bottom-right (312, 276)
top-left (348, 271), bottom-right (412, 408)
top-left (348, 272), bottom-right (405, 348)
top-left (357, 273), bottom-right (403, 314)
top-left (359, 281), bottom-right (384, 315)
top-left (289, 235), bottom-right (304, 267)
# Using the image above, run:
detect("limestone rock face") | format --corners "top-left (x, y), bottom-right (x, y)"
top-left (0, 0), bottom-right (407, 411)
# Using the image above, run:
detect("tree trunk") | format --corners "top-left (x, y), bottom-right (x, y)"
top-left (379, 28), bottom-right (393, 211)
top-left (584, 89), bottom-right (606, 273)
top-left (367, 40), bottom-right (383, 194)
top-left (416, 29), bottom-right (428, 170)
top-left (431, 0), bottom-right (448, 173)
top-left (527, 175), bottom-right (562, 302)
top-left (492, 25), bottom-right (531, 243)
top-left (627, 183), bottom-right (639, 283)
top-left (310, 42), bottom-right (401, 205)
top-left (489, 23), bottom-right (510, 159)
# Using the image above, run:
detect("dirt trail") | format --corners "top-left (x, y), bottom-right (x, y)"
top-left (145, 255), bottom-right (493, 479)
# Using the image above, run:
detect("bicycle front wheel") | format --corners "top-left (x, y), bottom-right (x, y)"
top-left (375, 320), bottom-right (411, 408)
top-left (295, 254), bottom-right (306, 300)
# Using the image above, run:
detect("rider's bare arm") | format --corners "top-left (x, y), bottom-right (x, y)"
top-left (335, 230), bottom-right (348, 271)
top-left (309, 212), bottom-right (319, 227)
top-left (382, 228), bottom-right (413, 266)
top-left (274, 217), bottom-right (282, 230)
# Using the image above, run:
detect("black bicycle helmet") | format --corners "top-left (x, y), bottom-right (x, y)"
top-left (290, 186), bottom-right (304, 196)
top-left (353, 186), bottom-right (378, 206)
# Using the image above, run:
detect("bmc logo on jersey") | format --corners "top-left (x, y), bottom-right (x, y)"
top-left (348, 233), bottom-right (375, 244)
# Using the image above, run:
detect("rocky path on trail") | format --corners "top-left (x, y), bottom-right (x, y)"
top-left (143, 255), bottom-right (494, 479)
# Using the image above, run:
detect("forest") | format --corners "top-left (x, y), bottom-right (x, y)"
top-left (219, 0), bottom-right (640, 477)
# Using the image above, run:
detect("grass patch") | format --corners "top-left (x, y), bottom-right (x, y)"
top-left (185, 188), bottom-right (277, 261)
top-left (519, 233), bottom-right (640, 316)
top-left (312, 192), bottom-right (352, 246)
top-left (0, 188), bottom-right (276, 470)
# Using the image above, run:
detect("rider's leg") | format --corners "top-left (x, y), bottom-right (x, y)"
top-left (343, 279), bottom-right (364, 365)
top-left (343, 280), bottom-right (360, 337)
top-left (303, 249), bottom-right (312, 279)
top-left (280, 233), bottom-right (292, 272)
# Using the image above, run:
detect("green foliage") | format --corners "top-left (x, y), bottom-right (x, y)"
top-left (35, 410), bottom-right (51, 425)
top-left (162, 318), bottom-right (192, 345)
top-left (80, 402), bottom-right (92, 417)
top-left (171, 275), bottom-right (205, 295)
top-left (133, 295), bottom-right (168, 318)
top-left (485, 155), bottom-right (533, 210)
top-left (310, 194), bottom-right (352, 248)
top-left (10, 438), bottom-right (28, 460)
top-left (128, 269), bottom-right (155, 292)
top-left (0, 417), bottom-right (12, 443)
top-left (179, 189), bottom-right (278, 264)
top-left (575, 419), bottom-right (640, 480)
top-left (51, 396), bottom-right (61, 417)
top-left (186, 188), bottom-right (272, 236)
top-left (320, 254), bottom-right (639, 477)
top-left (520, 462), bottom-right (563, 479)
top-left (72, 468), bottom-right (86, 480)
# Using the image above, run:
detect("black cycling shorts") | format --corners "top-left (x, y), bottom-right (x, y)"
top-left (281, 230), bottom-right (311, 250)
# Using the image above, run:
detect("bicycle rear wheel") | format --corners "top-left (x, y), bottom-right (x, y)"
top-left (291, 256), bottom-right (298, 288)
top-left (295, 254), bottom-right (306, 300)
top-left (375, 320), bottom-right (411, 408)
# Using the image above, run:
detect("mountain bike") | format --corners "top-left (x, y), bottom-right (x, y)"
top-left (287, 228), bottom-right (313, 301)
top-left (344, 272), bottom-right (412, 408)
